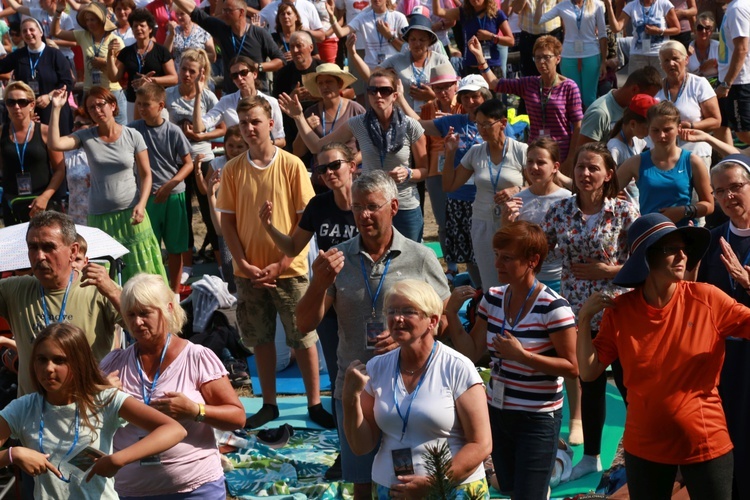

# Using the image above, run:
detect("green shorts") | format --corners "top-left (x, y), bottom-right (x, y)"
top-left (236, 275), bottom-right (318, 350)
top-left (146, 192), bottom-right (189, 254)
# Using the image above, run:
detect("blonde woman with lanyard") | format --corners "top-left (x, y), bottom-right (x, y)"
top-left (534, 0), bottom-right (608, 109)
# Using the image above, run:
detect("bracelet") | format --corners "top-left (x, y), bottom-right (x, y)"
top-left (195, 403), bottom-right (206, 422)
top-left (7, 447), bottom-right (12, 465)
top-left (481, 65), bottom-right (492, 74)
top-left (388, 35), bottom-right (396, 43)
top-left (406, 167), bottom-right (413, 181)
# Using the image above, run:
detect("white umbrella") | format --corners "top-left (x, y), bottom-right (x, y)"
top-left (0, 223), bottom-right (129, 273)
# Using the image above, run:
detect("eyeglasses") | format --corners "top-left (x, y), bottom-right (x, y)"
top-left (6, 98), bottom-right (32, 107)
top-left (477, 119), bottom-right (503, 130)
top-left (351, 200), bottom-right (389, 215)
top-left (87, 101), bottom-right (110, 111)
top-left (653, 246), bottom-right (686, 256)
top-left (533, 54), bottom-right (555, 63)
top-left (713, 182), bottom-right (749, 198)
top-left (230, 68), bottom-right (252, 80)
top-left (386, 308), bottom-right (423, 318)
top-left (315, 159), bottom-right (347, 175)
top-left (367, 86), bottom-right (395, 97)
top-left (696, 24), bottom-right (713, 32)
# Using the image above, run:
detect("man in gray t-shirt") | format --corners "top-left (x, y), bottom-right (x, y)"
top-left (296, 170), bottom-right (450, 496)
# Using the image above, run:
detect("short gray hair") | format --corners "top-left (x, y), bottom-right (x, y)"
top-left (27, 211), bottom-right (77, 245)
top-left (352, 170), bottom-right (398, 201)
top-left (290, 30), bottom-right (314, 47)
top-left (711, 161), bottom-right (750, 183)
top-left (659, 40), bottom-right (688, 59)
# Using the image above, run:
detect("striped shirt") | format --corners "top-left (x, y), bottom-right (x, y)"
top-left (479, 284), bottom-right (576, 412)
top-left (495, 77), bottom-right (583, 162)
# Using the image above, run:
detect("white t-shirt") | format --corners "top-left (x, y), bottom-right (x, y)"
top-left (623, 0), bottom-right (674, 56)
top-left (655, 73), bottom-right (716, 157)
top-left (687, 39), bottom-right (719, 75)
top-left (719, 0), bottom-right (750, 85)
top-left (201, 90), bottom-right (285, 141)
top-left (348, 7), bottom-right (408, 67)
top-left (460, 139), bottom-right (527, 221)
top-left (516, 187), bottom-right (572, 282)
top-left (381, 50), bottom-right (450, 112)
top-left (260, 0), bottom-right (324, 33)
top-left (539, 0), bottom-right (607, 59)
top-left (608, 136), bottom-right (647, 206)
top-left (0, 389), bottom-right (129, 499)
top-left (364, 343), bottom-right (486, 488)
top-left (335, 0), bottom-right (371, 49)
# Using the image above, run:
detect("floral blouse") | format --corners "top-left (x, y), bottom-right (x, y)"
top-left (541, 196), bottom-right (640, 330)
top-left (171, 24), bottom-right (211, 69)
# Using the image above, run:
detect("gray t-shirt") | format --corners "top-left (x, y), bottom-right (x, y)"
top-left (516, 187), bottom-right (572, 282)
top-left (348, 114), bottom-right (425, 210)
top-left (327, 228), bottom-right (450, 400)
top-left (580, 90), bottom-right (625, 142)
top-left (72, 127), bottom-right (147, 215)
top-left (165, 86), bottom-right (219, 160)
top-left (128, 120), bottom-right (192, 193)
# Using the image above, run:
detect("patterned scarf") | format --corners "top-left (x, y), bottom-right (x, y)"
top-left (363, 106), bottom-right (407, 160)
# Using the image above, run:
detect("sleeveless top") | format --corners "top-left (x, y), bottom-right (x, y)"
top-left (0, 122), bottom-right (52, 200)
top-left (637, 148), bottom-right (693, 226)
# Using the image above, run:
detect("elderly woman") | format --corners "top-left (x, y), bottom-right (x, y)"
top-left (1, 82), bottom-right (65, 226)
top-left (470, 35), bottom-right (583, 169)
top-left (51, 2), bottom-right (128, 124)
top-left (100, 273), bottom-right (246, 499)
top-left (0, 17), bottom-right (75, 134)
top-left (344, 279), bottom-right (491, 499)
top-left (697, 155), bottom-right (750, 500)
top-left (294, 64), bottom-right (364, 189)
top-left (445, 221), bottom-right (578, 498)
top-left (687, 12), bottom-right (718, 83)
top-left (282, 68), bottom-right (428, 242)
top-left (578, 212), bottom-right (750, 498)
top-left (106, 8), bottom-right (178, 122)
top-left (165, 8), bottom-right (216, 69)
top-left (655, 40), bottom-right (720, 169)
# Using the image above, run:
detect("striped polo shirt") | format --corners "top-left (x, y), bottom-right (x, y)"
top-left (479, 284), bottom-right (576, 412)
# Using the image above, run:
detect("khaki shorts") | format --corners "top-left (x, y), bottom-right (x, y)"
top-left (235, 275), bottom-right (318, 350)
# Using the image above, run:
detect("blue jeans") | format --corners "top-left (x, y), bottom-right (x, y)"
top-left (560, 54), bottom-right (601, 109)
top-left (335, 398), bottom-right (380, 484)
top-left (392, 207), bottom-right (423, 242)
top-left (112, 89), bottom-right (128, 125)
top-left (425, 176), bottom-right (447, 257)
top-left (490, 406), bottom-right (562, 499)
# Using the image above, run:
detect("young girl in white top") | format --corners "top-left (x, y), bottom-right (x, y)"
top-left (607, 95), bottom-right (654, 205)
top-left (0, 323), bottom-right (185, 499)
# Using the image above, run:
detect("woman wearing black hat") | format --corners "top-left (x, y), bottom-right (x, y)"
top-left (578, 212), bottom-right (750, 499)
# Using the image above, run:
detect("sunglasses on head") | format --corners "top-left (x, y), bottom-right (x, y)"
top-left (6, 98), bottom-right (32, 108)
top-left (230, 68), bottom-right (252, 80)
top-left (315, 159), bottom-right (347, 174)
top-left (696, 24), bottom-right (713, 32)
top-left (367, 86), bottom-right (395, 97)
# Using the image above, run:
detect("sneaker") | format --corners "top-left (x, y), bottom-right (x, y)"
top-left (324, 454), bottom-right (342, 481)
top-left (225, 359), bottom-right (250, 387)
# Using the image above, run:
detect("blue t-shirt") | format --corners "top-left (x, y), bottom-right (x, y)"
top-left (460, 10), bottom-right (509, 67)
top-left (637, 148), bottom-right (693, 226)
top-left (434, 114), bottom-right (480, 202)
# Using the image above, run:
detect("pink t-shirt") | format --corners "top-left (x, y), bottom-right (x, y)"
top-left (100, 341), bottom-right (227, 496)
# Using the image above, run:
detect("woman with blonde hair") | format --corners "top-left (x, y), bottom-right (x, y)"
top-left (688, 12), bottom-right (719, 82)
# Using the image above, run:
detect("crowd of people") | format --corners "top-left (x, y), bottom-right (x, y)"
top-left (0, 0), bottom-right (749, 497)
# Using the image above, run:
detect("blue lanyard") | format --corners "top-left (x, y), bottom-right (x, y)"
top-left (91, 34), bottom-right (106, 57)
top-left (11, 121), bottom-right (34, 174)
top-left (360, 255), bottom-right (392, 316)
top-left (574, 0), bottom-right (585, 31)
top-left (136, 333), bottom-right (172, 405)
top-left (282, 37), bottom-right (289, 52)
top-left (664, 75), bottom-right (688, 103)
top-left (39, 399), bottom-right (79, 483)
top-left (619, 130), bottom-right (634, 157)
top-left (463, 123), bottom-right (479, 147)
top-left (181, 25), bottom-right (195, 48)
top-left (410, 53), bottom-right (429, 87)
top-left (478, 13), bottom-right (488, 31)
top-left (29, 49), bottom-right (44, 79)
top-left (499, 280), bottom-right (538, 338)
top-left (392, 341), bottom-right (437, 441)
top-left (40, 272), bottom-right (74, 326)
top-left (538, 75), bottom-right (558, 130)
top-left (639, 0), bottom-right (652, 24)
top-left (486, 140), bottom-right (509, 193)
top-left (725, 225), bottom-right (750, 290)
top-left (136, 40), bottom-right (153, 74)
top-left (231, 25), bottom-right (249, 56)
top-left (374, 10), bottom-right (389, 49)
top-left (322, 100), bottom-right (342, 136)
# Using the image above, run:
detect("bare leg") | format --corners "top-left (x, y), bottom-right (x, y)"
top-left (294, 344), bottom-right (321, 407)
top-left (566, 377), bottom-right (583, 445)
top-left (167, 253), bottom-right (182, 294)
top-left (254, 342), bottom-right (277, 406)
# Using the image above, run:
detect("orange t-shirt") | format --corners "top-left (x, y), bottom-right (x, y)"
top-left (594, 281), bottom-right (750, 464)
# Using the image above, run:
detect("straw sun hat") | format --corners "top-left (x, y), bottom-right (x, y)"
top-left (302, 64), bottom-right (358, 98)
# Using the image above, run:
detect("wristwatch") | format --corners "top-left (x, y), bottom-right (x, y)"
top-left (719, 81), bottom-right (731, 90)
top-left (258, 63), bottom-right (264, 73)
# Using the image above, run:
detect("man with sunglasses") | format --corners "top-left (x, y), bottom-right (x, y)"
top-left (173, 0), bottom-right (285, 93)
top-left (215, 95), bottom-right (334, 431)
top-left (296, 170), bottom-right (450, 499)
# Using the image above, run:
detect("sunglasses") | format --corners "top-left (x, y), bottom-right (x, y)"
top-left (316, 159), bottom-right (347, 174)
top-left (367, 86), bottom-right (395, 97)
top-left (696, 24), bottom-right (713, 32)
top-left (6, 98), bottom-right (32, 107)
top-left (230, 68), bottom-right (252, 80)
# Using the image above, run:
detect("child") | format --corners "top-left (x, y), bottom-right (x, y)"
top-left (73, 234), bottom-right (89, 272)
top-left (616, 100), bottom-right (713, 227)
top-left (0, 323), bottom-right (185, 498)
top-left (128, 83), bottom-right (193, 294)
top-left (194, 125), bottom-right (248, 292)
